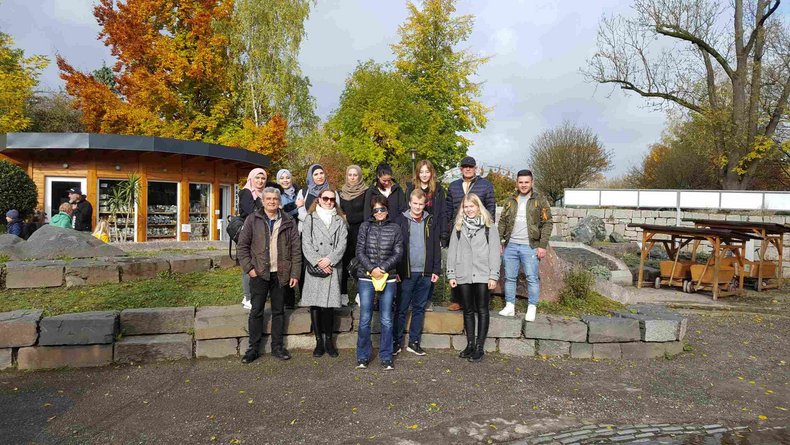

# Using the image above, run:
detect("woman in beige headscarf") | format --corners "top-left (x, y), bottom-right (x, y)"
top-left (338, 165), bottom-right (366, 306)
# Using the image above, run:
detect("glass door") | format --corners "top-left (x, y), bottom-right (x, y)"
top-left (188, 183), bottom-right (211, 241)
top-left (45, 176), bottom-right (86, 224)
top-left (146, 181), bottom-right (178, 241)
top-left (218, 184), bottom-right (232, 241)
top-left (97, 179), bottom-right (137, 242)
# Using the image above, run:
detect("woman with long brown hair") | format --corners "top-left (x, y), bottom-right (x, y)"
top-left (338, 165), bottom-right (367, 306)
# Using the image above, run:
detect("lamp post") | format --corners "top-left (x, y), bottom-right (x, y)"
top-left (410, 148), bottom-right (417, 176)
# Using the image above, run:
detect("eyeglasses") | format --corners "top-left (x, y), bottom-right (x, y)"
top-left (320, 196), bottom-right (336, 203)
top-left (372, 207), bottom-right (388, 214)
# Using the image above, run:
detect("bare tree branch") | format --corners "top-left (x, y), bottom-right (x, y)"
top-left (600, 79), bottom-right (704, 113)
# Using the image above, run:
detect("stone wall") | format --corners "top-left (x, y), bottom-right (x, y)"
top-left (550, 207), bottom-right (790, 277)
top-left (0, 305), bottom-right (687, 371)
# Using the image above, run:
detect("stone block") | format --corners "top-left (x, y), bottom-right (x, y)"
top-left (17, 344), bottom-right (112, 370)
top-left (335, 307), bottom-right (354, 332)
top-left (570, 342), bottom-right (592, 359)
top-left (498, 338), bottom-right (536, 357)
top-left (488, 314), bottom-right (523, 338)
top-left (238, 336), bottom-right (271, 355)
top-left (522, 315), bottom-right (588, 342)
top-left (658, 211), bottom-right (675, 218)
top-left (120, 307), bottom-right (195, 335)
top-left (168, 256), bottom-right (212, 274)
top-left (416, 333), bottom-right (450, 349)
top-left (620, 342), bottom-right (665, 359)
top-left (4, 260), bottom-right (64, 289)
top-left (196, 338), bottom-right (238, 358)
top-left (587, 209), bottom-right (605, 218)
top-left (613, 210), bottom-right (632, 219)
top-left (114, 334), bottom-right (193, 363)
top-left (209, 253), bottom-right (236, 269)
top-left (0, 309), bottom-right (42, 347)
top-left (664, 341), bottom-right (684, 357)
top-left (118, 258), bottom-right (170, 281)
top-left (284, 335), bottom-right (317, 350)
top-left (592, 343), bottom-right (621, 359)
top-left (613, 312), bottom-right (679, 342)
top-left (450, 335), bottom-right (496, 352)
top-left (583, 316), bottom-right (640, 343)
top-left (195, 305), bottom-right (248, 339)
top-left (422, 307), bottom-right (464, 334)
top-left (642, 211), bottom-right (658, 218)
top-left (335, 332), bottom-right (357, 349)
top-left (282, 308), bottom-right (312, 335)
top-left (537, 339), bottom-right (570, 357)
top-left (64, 260), bottom-right (120, 287)
top-left (0, 348), bottom-right (12, 370)
top-left (39, 311), bottom-right (119, 345)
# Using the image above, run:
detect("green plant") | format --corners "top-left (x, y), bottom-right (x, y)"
top-left (559, 268), bottom-right (595, 309)
top-left (106, 172), bottom-right (141, 242)
top-left (589, 265), bottom-right (612, 281)
top-left (0, 160), bottom-right (37, 221)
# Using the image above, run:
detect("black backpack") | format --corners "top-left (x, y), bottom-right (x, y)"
top-left (227, 198), bottom-right (262, 259)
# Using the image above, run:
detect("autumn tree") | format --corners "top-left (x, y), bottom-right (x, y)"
top-left (391, 0), bottom-right (490, 172)
top-left (529, 122), bottom-right (612, 205)
top-left (0, 32), bottom-right (47, 132)
top-left (584, 0), bottom-right (789, 190)
top-left (229, 0), bottom-right (317, 135)
top-left (27, 90), bottom-right (85, 133)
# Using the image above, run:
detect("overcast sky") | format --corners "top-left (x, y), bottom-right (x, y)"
top-left (0, 0), bottom-right (672, 176)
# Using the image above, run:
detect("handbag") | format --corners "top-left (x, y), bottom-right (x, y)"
top-left (306, 215), bottom-right (332, 278)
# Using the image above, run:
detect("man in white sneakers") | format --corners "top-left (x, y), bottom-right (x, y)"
top-left (497, 170), bottom-right (552, 321)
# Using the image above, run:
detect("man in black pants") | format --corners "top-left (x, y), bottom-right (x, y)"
top-left (237, 187), bottom-right (301, 363)
top-left (67, 188), bottom-right (93, 232)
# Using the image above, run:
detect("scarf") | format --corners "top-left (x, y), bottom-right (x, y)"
top-left (277, 169), bottom-right (296, 197)
top-left (462, 215), bottom-right (485, 239)
top-left (339, 165), bottom-right (366, 201)
top-left (306, 164), bottom-right (329, 198)
top-left (316, 205), bottom-right (336, 227)
top-left (243, 168), bottom-right (266, 201)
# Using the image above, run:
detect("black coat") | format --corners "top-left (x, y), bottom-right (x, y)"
top-left (395, 211), bottom-right (441, 279)
top-left (355, 217), bottom-right (404, 278)
top-left (444, 176), bottom-right (496, 238)
top-left (239, 182), bottom-right (283, 218)
top-left (362, 181), bottom-right (407, 221)
top-left (339, 193), bottom-right (366, 258)
top-left (72, 198), bottom-right (93, 232)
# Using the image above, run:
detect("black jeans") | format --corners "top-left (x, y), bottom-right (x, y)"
top-left (248, 273), bottom-right (285, 353)
top-left (457, 283), bottom-right (490, 344)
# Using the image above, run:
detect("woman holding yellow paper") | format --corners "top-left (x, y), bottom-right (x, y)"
top-left (354, 196), bottom-right (403, 370)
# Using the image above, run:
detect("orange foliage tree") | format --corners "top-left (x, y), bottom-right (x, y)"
top-left (57, 0), bottom-right (286, 159)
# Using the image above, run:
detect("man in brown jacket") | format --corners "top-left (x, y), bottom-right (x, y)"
top-left (237, 187), bottom-right (302, 363)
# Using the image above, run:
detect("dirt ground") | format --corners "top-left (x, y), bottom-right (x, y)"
top-left (2, 299), bottom-right (789, 444)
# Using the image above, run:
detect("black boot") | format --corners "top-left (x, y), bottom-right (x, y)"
top-left (468, 340), bottom-right (485, 362)
top-left (311, 307), bottom-right (325, 357)
top-left (459, 341), bottom-right (475, 359)
top-left (460, 303), bottom-right (475, 359)
top-left (323, 308), bottom-right (338, 357)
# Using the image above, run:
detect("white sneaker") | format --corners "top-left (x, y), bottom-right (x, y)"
top-left (355, 293), bottom-right (360, 306)
top-left (241, 296), bottom-right (252, 310)
top-left (525, 304), bottom-right (537, 322)
top-left (498, 302), bottom-right (515, 317)
top-left (341, 294), bottom-right (349, 307)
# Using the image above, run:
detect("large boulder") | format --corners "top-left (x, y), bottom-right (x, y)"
top-left (571, 216), bottom-right (606, 245)
top-left (491, 245), bottom-right (569, 303)
top-left (0, 234), bottom-right (25, 260)
top-left (18, 225), bottom-right (125, 260)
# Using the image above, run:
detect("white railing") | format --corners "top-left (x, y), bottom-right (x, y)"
top-left (564, 189), bottom-right (790, 212)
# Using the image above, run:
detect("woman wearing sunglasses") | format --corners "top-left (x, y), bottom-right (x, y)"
top-left (300, 188), bottom-right (347, 358)
top-left (355, 196), bottom-right (403, 370)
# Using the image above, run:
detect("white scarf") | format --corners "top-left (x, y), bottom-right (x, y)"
top-left (316, 206), bottom-right (336, 227)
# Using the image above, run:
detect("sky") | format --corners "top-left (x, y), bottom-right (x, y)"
top-left (0, 0), bottom-right (671, 176)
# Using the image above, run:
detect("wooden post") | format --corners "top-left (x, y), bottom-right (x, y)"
top-left (637, 230), bottom-right (648, 289)
top-left (712, 237), bottom-right (721, 300)
top-left (757, 229), bottom-right (767, 291)
top-left (778, 233), bottom-right (784, 289)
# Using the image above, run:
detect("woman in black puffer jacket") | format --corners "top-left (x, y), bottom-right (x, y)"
top-left (354, 196), bottom-right (403, 370)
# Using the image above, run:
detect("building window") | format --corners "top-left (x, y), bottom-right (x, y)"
top-left (147, 181), bottom-right (178, 240)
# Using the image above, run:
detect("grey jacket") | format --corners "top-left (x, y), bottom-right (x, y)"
top-left (299, 213), bottom-right (348, 308)
top-left (446, 223), bottom-right (501, 285)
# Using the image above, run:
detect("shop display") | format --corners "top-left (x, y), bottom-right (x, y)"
top-left (147, 182), bottom-right (178, 240)
top-left (188, 183), bottom-right (211, 241)
top-left (97, 179), bottom-right (135, 242)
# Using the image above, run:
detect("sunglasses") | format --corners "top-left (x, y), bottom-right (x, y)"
top-left (372, 207), bottom-right (388, 214)
top-left (320, 196), bottom-right (336, 203)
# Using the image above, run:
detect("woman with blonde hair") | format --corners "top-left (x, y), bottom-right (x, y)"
top-left (446, 193), bottom-right (501, 363)
top-left (301, 187), bottom-right (348, 358)
top-left (92, 219), bottom-right (110, 243)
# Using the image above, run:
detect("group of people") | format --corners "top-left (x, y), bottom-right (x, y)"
top-left (4, 188), bottom-right (94, 239)
top-left (235, 156), bottom-right (552, 370)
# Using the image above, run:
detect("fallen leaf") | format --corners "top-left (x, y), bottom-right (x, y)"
top-left (758, 415), bottom-right (768, 420)
top-left (776, 406), bottom-right (787, 411)
top-left (405, 424), bottom-right (418, 430)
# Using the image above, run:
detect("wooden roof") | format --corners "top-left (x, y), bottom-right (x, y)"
top-left (683, 218), bottom-right (790, 234)
top-left (627, 223), bottom-right (759, 241)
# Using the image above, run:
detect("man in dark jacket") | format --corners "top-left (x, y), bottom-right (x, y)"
top-left (237, 187), bottom-right (302, 363)
top-left (67, 188), bottom-right (93, 232)
top-left (443, 156), bottom-right (496, 310)
top-left (393, 189), bottom-right (441, 356)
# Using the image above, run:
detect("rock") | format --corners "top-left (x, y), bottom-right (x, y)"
top-left (648, 246), bottom-right (669, 260)
top-left (4, 260), bottom-right (64, 289)
top-left (498, 338), bottom-right (536, 357)
top-left (334, 332), bottom-right (357, 349)
top-left (194, 306), bottom-right (248, 340)
top-left (664, 341), bottom-right (684, 357)
top-left (167, 255), bottom-right (212, 274)
top-left (596, 242), bottom-right (641, 258)
top-left (620, 342), bottom-right (665, 359)
top-left (17, 344), bottom-right (113, 370)
top-left (537, 339), bottom-right (570, 357)
top-left (583, 316), bottom-right (640, 343)
top-left (570, 342), bottom-right (592, 359)
top-left (592, 343), bottom-right (622, 359)
top-left (422, 307), bottom-right (464, 334)
top-left (592, 279), bottom-right (636, 305)
top-left (487, 314), bottom-right (523, 338)
top-left (612, 311), bottom-right (679, 342)
top-left (571, 216), bottom-right (606, 245)
top-left (0, 348), bottom-right (12, 370)
top-left (283, 335), bottom-right (316, 350)
top-left (282, 308), bottom-right (312, 335)
top-left (39, 311), bottom-right (119, 345)
top-left (117, 257), bottom-right (170, 281)
top-left (632, 266), bottom-right (660, 284)
top-left (114, 334), bottom-right (193, 363)
top-left (450, 335), bottom-right (496, 352)
top-left (609, 232), bottom-right (626, 243)
top-left (549, 235), bottom-right (565, 242)
top-left (0, 309), bottom-right (43, 347)
top-left (522, 315), bottom-right (588, 342)
top-left (491, 246), bottom-right (569, 303)
top-left (120, 307), bottom-right (195, 336)
top-left (20, 225), bottom-right (125, 260)
top-left (64, 260), bottom-right (120, 287)
top-left (209, 253), bottom-right (236, 269)
top-left (196, 338), bottom-right (239, 358)
top-left (0, 234), bottom-right (24, 260)
top-left (334, 306), bottom-right (354, 333)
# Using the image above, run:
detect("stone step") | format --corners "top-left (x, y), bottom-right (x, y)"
top-left (0, 309), bottom-right (43, 348)
top-left (17, 344), bottom-right (113, 370)
top-left (114, 333), bottom-right (193, 363)
top-left (39, 311), bottom-right (119, 346)
top-left (120, 307), bottom-right (195, 336)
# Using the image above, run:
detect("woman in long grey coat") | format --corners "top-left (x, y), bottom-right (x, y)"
top-left (300, 187), bottom-right (347, 358)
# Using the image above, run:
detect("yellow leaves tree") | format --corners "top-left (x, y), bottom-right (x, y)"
top-left (0, 32), bottom-right (48, 132)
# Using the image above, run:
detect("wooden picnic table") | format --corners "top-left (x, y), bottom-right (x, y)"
top-left (684, 219), bottom-right (788, 291)
top-left (628, 223), bottom-right (759, 300)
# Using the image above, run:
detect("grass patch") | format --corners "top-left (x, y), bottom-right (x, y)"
top-left (0, 268), bottom-right (242, 316)
top-left (536, 291), bottom-right (626, 317)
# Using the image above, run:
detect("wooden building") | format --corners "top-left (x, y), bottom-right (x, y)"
top-left (0, 133), bottom-right (269, 242)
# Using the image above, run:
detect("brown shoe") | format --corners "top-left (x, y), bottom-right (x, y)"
top-left (447, 302), bottom-right (462, 311)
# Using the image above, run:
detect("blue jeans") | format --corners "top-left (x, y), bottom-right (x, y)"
top-left (357, 279), bottom-right (396, 363)
top-left (503, 242), bottom-right (540, 305)
top-left (394, 274), bottom-right (433, 346)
